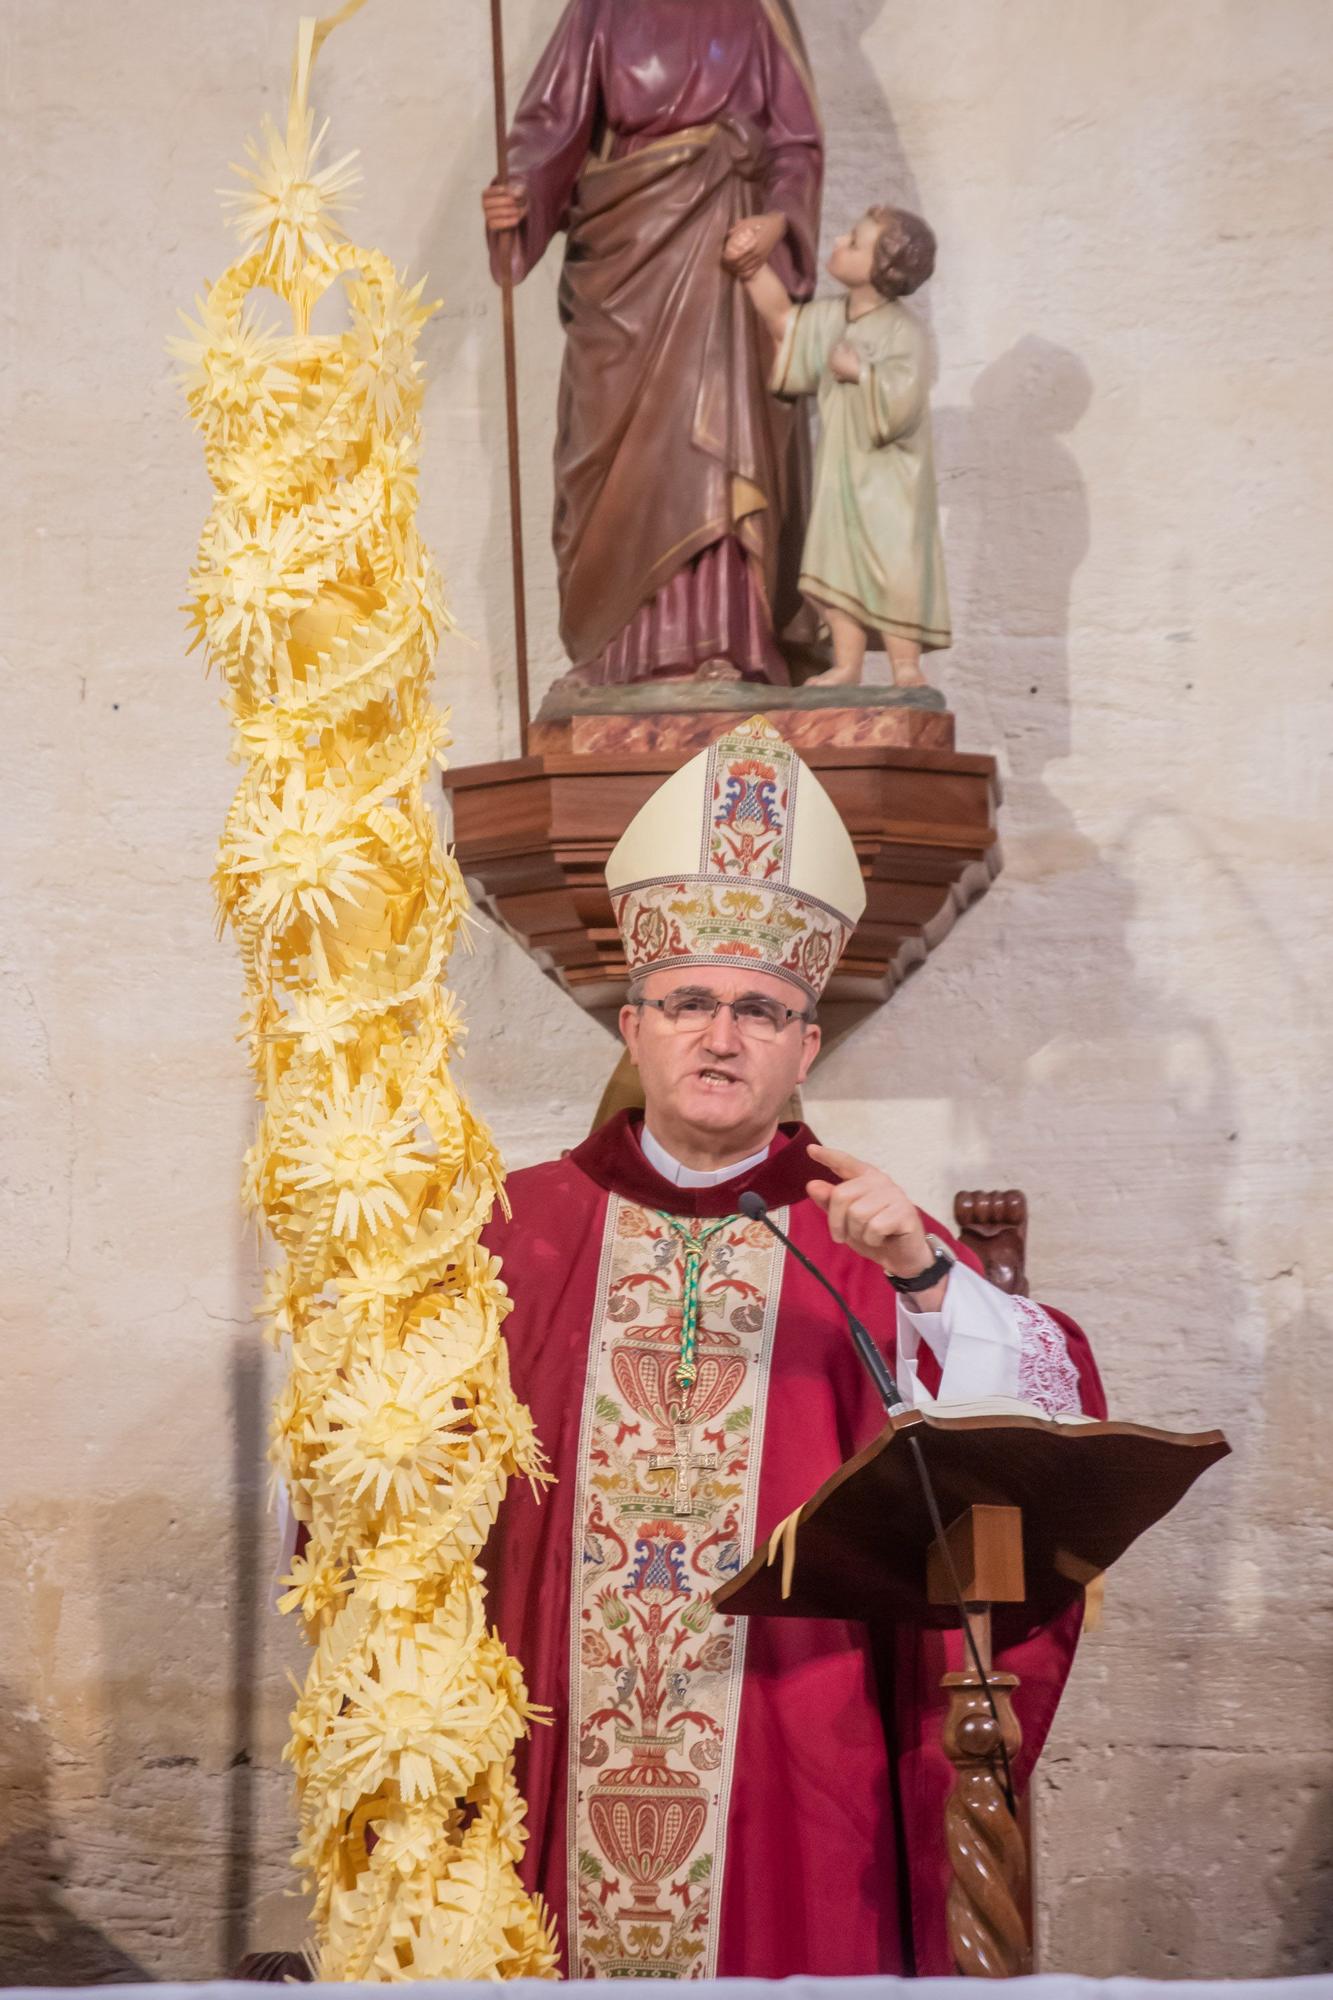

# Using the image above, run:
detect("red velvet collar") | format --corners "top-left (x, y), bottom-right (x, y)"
top-left (569, 1109), bottom-right (820, 1218)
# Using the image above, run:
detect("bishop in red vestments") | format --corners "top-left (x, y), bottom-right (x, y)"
top-left (482, 718), bottom-right (1105, 1977)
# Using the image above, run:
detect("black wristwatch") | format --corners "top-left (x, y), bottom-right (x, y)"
top-left (887, 1234), bottom-right (955, 1296)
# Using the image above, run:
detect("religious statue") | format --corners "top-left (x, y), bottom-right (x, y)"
top-left (731, 203), bottom-right (952, 688)
top-left (482, 0), bottom-right (823, 688)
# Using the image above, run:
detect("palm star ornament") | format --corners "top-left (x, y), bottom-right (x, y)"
top-left (176, 8), bottom-right (556, 1980)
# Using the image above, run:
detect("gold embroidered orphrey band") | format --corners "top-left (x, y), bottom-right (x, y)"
top-left (565, 1195), bottom-right (787, 1977)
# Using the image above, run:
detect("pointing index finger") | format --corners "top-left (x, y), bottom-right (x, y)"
top-left (806, 1142), bottom-right (875, 1182)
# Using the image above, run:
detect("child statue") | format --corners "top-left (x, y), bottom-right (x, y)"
top-left (726, 205), bottom-right (951, 688)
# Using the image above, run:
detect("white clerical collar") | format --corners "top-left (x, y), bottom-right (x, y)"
top-left (640, 1123), bottom-right (772, 1189)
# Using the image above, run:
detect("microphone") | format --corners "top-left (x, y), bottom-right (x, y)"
top-left (738, 1190), bottom-right (905, 1414)
top-left (738, 1187), bottom-right (1018, 1812)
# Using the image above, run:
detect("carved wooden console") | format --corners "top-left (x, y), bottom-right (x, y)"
top-left (954, 1189), bottom-right (1029, 1297)
top-left (442, 691), bottom-right (1000, 1019)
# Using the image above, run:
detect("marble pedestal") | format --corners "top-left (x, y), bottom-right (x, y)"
top-left (528, 680), bottom-right (954, 758)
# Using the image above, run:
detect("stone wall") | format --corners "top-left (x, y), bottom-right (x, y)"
top-left (3, 0), bottom-right (1330, 1978)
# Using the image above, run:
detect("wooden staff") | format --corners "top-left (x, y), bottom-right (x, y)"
top-left (488, 0), bottom-right (532, 752)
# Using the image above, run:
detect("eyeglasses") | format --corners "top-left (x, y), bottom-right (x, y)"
top-left (634, 993), bottom-right (813, 1041)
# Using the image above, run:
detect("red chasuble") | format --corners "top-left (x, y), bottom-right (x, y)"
top-left (481, 1113), bottom-right (1105, 1978)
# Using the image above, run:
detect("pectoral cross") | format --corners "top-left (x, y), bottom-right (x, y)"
top-left (645, 1415), bottom-right (718, 1521)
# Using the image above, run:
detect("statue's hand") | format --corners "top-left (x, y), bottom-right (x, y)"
top-left (723, 210), bottom-right (787, 279)
top-left (482, 179), bottom-right (529, 234)
top-left (721, 219), bottom-right (759, 275)
top-left (830, 340), bottom-right (864, 384)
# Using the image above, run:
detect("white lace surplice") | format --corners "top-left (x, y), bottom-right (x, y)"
top-left (897, 1260), bottom-right (1084, 1415)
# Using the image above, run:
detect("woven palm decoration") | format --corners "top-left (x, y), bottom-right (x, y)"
top-left (175, 8), bottom-right (556, 1978)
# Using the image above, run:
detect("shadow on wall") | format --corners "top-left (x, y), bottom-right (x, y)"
top-left (1264, 1282), bottom-right (1333, 1976)
top-left (1280, 1790), bottom-right (1333, 1973)
top-left (224, 1337), bottom-right (267, 1970)
top-left (81, 1335), bottom-right (271, 1979)
top-left (935, 334), bottom-right (1092, 771)
top-left (0, 1692), bottom-right (149, 1985)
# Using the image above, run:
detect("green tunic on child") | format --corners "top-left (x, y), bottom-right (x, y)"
top-left (773, 296), bottom-right (951, 650)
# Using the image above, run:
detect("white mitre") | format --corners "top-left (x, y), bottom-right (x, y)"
top-left (605, 714), bottom-right (867, 1002)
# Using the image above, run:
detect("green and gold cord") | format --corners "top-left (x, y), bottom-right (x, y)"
top-left (659, 1212), bottom-right (738, 1393)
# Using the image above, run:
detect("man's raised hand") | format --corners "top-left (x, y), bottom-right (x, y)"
top-left (805, 1143), bottom-right (934, 1283)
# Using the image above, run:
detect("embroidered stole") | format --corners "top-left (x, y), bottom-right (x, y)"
top-left (566, 1195), bottom-right (786, 1977)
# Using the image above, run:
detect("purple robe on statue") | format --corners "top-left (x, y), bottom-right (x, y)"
top-left (491, 0), bottom-right (824, 683)
top-left (481, 1114), bottom-right (1107, 1977)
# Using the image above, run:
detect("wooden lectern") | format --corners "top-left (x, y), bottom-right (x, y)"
top-left (713, 1405), bottom-right (1229, 1978)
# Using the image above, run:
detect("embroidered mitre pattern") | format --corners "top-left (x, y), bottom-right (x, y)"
top-left (702, 726), bottom-right (796, 878)
top-left (605, 715), bottom-right (866, 1002)
top-left (612, 878), bottom-right (851, 999)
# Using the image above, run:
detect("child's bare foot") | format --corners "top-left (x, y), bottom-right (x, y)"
top-left (695, 657), bottom-right (743, 682)
top-left (885, 640), bottom-right (929, 690)
top-left (806, 662), bottom-right (864, 688)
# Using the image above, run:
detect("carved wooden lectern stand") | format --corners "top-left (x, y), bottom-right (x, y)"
top-left (714, 1407), bottom-right (1229, 1977)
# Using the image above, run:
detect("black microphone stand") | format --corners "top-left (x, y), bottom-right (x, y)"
top-left (737, 1190), bottom-right (1018, 1815)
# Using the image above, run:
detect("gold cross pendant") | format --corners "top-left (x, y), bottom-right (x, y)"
top-left (646, 1413), bottom-right (719, 1522)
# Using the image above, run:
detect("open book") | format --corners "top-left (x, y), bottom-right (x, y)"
top-left (914, 1391), bottom-right (1098, 1426)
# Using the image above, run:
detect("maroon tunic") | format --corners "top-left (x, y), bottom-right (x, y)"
top-left (481, 1113), bottom-right (1105, 1976)
top-left (491, 0), bottom-right (823, 682)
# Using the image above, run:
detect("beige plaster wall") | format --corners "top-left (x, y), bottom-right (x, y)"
top-left (3, 0), bottom-right (1330, 1979)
